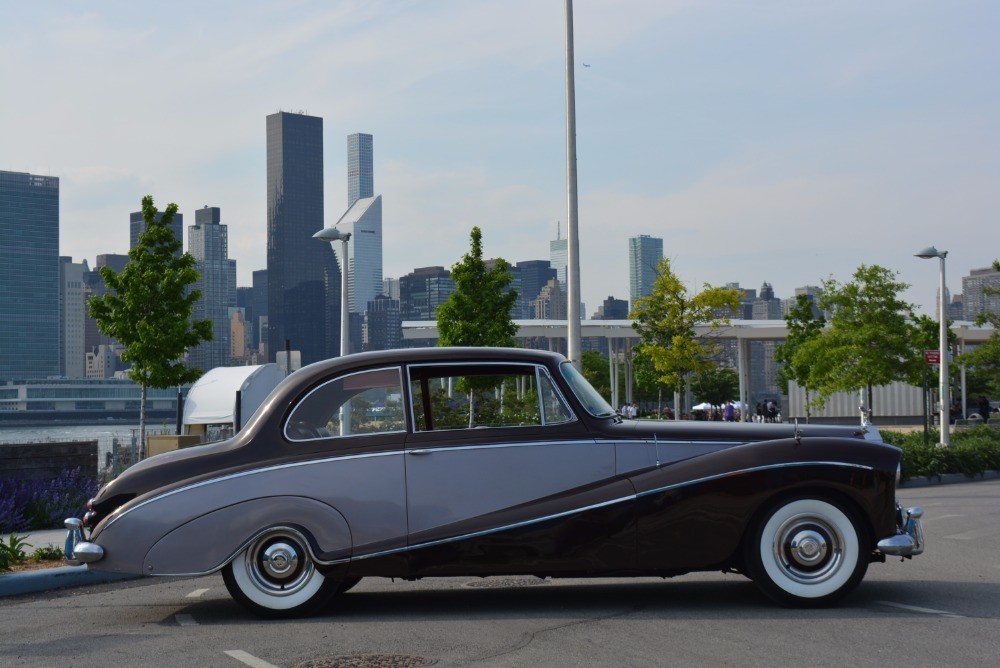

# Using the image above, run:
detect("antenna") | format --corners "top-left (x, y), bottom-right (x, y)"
top-left (556, 220), bottom-right (561, 240)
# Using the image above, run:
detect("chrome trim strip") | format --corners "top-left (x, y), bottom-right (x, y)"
top-left (634, 461), bottom-right (875, 500)
top-left (404, 439), bottom-right (599, 455)
top-left (103, 449), bottom-right (403, 531)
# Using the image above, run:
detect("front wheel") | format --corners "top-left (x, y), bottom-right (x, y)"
top-left (744, 497), bottom-right (870, 607)
top-left (222, 527), bottom-right (340, 618)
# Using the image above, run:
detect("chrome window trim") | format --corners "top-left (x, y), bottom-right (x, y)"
top-left (285, 365), bottom-right (406, 443)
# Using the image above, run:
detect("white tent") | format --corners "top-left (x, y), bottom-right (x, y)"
top-left (183, 364), bottom-right (284, 431)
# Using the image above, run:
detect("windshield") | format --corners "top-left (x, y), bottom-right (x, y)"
top-left (559, 362), bottom-right (616, 418)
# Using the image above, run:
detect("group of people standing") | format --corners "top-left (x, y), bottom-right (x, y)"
top-left (754, 400), bottom-right (781, 423)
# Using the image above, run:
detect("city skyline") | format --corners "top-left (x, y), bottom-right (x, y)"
top-left (2, 2), bottom-right (998, 316)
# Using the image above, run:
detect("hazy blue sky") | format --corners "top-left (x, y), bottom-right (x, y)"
top-left (3, 0), bottom-right (997, 316)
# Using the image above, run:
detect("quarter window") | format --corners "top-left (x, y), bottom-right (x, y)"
top-left (285, 367), bottom-right (405, 441)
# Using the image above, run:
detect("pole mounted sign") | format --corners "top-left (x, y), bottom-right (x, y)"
top-left (924, 349), bottom-right (941, 365)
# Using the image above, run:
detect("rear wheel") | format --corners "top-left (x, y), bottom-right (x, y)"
top-left (222, 527), bottom-right (341, 618)
top-left (744, 497), bottom-right (870, 607)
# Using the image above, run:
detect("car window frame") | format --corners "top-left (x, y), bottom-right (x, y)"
top-left (283, 365), bottom-right (407, 443)
top-left (404, 361), bottom-right (577, 433)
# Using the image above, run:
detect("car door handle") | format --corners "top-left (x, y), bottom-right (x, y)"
top-left (408, 449), bottom-right (432, 456)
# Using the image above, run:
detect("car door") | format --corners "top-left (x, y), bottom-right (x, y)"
top-left (402, 362), bottom-right (636, 576)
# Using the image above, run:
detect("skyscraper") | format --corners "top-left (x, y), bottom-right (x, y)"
top-left (399, 267), bottom-right (455, 321)
top-left (130, 210), bottom-right (183, 256)
top-left (628, 235), bottom-right (663, 304)
top-left (331, 195), bottom-right (383, 314)
top-left (347, 132), bottom-right (374, 208)
top-left (516, 260), bottom-right (557, 320)
top-left (0, 170), bottom-right (60, 380)
top-left (550, 238), bottom-right (568, 290)
top-left (59, 257), bottom-right (86, 378)
top-left (266, 111), bottom-right (340, 365)
top-left (188, 206), bottom-right (237, 371)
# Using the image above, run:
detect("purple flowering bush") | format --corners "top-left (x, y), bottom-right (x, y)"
top-left (0, 468), bottom-right (98, 534)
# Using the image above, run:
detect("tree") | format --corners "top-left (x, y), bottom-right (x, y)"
top-left (88, 196), bottom-right (213, 457)
top-left (630, 258), bottom-right (741, 418)
top-left (437, 226), bottom-right (519, 347)
top-left (581, 350), bottom-right (612, 401)
top-left (959, 259), bottom-right (1000, 397)
top-left (797, 264), bottom-right (916, 419)
top-left (691, 365), bottom-right (739, 407)
top-left (774, 294), bottom-right (826, 421)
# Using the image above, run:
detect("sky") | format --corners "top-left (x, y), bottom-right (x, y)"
top-left (3, 0), bottom-right (998, 317)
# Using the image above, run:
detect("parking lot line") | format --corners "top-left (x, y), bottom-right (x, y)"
top-left (224, 650), bottom-right (281, 668)
top-left (175, 614), bottom-right (199, 626)
top-left (875, 601), bottom-right (965, 618)
top-left (185, 588), bottom-right (211, 598)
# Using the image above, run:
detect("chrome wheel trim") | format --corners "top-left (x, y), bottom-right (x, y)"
top-left (772, 513), bottom-right (844, 585)
top-left (245, 531), bottom-right (314, 597)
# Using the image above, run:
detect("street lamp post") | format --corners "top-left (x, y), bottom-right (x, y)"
top-left (915, 246), bottom-right (949, 447)
top-left (313, 227), bottom-right (352, 357)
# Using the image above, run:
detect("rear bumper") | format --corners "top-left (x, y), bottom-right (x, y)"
top-left (64, 518), bottom-right (104, 566)
top-left (876, 505), bottom-right (925, 557)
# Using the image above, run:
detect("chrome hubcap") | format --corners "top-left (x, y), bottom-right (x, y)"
top-left (244, 530), bottom-right (315, 597)
top-left (772, 513), bottom-right (844, 584)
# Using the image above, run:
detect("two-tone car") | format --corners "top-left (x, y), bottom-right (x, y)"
top-left (66, 347), bottom-right (924, 617)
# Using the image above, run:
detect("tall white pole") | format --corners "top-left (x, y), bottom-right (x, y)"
top-left (939, 253), bottom-right (950, 446)
top-left (564, 0), bottom-right (582, 370)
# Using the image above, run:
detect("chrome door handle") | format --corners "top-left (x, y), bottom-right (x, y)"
top-left (408, 449), bottom-right (432, 455)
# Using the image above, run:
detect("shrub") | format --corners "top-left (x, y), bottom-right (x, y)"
top-left (0, 534), bottom-right (29, 572)
top-left (0, 468), bottom-right (98, 534)
top-left (884, 425), bottom-right (1000, 480)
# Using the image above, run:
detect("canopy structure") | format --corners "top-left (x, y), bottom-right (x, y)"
top-left (183, 364), bottom-right (284, 430)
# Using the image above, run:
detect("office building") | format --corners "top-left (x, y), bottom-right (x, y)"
top-left (0, 170), bottom-right (60, 380)
top-left (331, 195), bottom-right (383, 314)
top-left (399, 266), bottom-right (455, 321)
top-left (188, 206), bottom-right (237, 371)
top-left (751, 282), bottom-right (782, 320)
top-left (516, 260), bottom-right (557, 320)
top-left (130, 210), bottom-right (183, 256)
top-left (533, 279), bottom-right (567, 320)
top-left (59, 257), bottom-right (86, 378)
top-left (347, 132), bottom-right (374, 208)
top-left (962, 265), bottom-right (1000, 320)
top-left (383, 277), bottom-right (400, 301)
top-left (550, 238), bottom-right (567, 290)
top-left (363, 294), bottom-right (402, 352)
top-left (628, 235), bottom-right (663, 304)
top-left (266, 111), bottom-right (340, 364)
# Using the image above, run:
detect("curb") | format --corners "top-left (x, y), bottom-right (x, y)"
top-left (899, 469), bottom-right (1000, 488)
top-left (0, 566), bottom-right (136, 598)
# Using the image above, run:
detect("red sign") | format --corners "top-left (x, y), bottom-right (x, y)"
top-left (924, 350), bottom-right (941, 364)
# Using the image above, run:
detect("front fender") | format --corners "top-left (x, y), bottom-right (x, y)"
top-left (143, 496), bottom-right (352, 576)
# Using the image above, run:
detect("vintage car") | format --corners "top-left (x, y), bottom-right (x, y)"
top-left (66, 347), bottom-right (924, 617)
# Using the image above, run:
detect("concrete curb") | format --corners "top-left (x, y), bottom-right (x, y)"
top-left (900, 469), bottom-right (1000, 488)
top-left (0, 565), bottom-right (136, 597)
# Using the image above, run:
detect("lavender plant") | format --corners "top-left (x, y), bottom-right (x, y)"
top-left (0, 468), bottom-right (98, 534)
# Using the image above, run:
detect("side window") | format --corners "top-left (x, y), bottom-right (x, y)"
top-left (285, 367), bottom-right (405, 442)
top-left (409, 364), bottom-right (575, 431)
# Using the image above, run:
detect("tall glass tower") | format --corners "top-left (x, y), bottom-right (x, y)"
top-left (266, 111), bottom-right (340, 365)
top-left (0, 170), bottom-right (60, 380)
top-left (188, 206), bottom-right (236, 371)
top-left (628, 234), bottom-right (663, 304)
top-left (331, 195), bottom-right (383, 315)
top-left (347, 133), bottom-right (373, 208)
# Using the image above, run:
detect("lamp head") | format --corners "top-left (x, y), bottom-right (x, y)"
top-left (313, 227), bottom-right (351, 243)
top-left (915, 246), bottom-right (945, 259)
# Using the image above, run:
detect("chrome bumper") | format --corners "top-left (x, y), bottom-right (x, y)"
top-left (64, 518), bottom-right (104, 565)
top-left (877, 505), bottom-right (925, 557)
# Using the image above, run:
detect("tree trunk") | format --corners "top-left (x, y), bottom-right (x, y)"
top-left (139, 382), bottom-right (148, 461)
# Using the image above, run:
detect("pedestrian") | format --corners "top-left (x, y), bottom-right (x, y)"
top-left (724, 401), bottom-right (735, 422)
top-left (978, 395), bottom-right (991, 421)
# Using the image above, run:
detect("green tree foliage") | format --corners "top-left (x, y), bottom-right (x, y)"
top-left (437, 226), bottom-right (519, 348)
top-left (88, 196), bottom-right (213, 455)
top-left (959, 259), bottom-right (1000, 397)
top-left (796, 264), bottom-right (917, 417)
top-left (630, 258), bottom-right (741, 416)
top-left (774, 294), bottom-right (826, 420)
top-left (691, 365), bottom-right (739, 407)
top-left (581, 350), bottom-right (612, 400)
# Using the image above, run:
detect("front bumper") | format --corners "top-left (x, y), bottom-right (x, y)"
top-left (64, 518), bottom-right (104, 566)
top-left (877, 505), bottom-right (925, 557)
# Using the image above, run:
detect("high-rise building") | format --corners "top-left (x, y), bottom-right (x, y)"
top-left (593, 296), bottom-right (629, 320)
top-left (188, 206), bottom-right (237, 371)
top-left (266, 111), bottom-right (340, 365)
top-left (962, 265), bottom-right (1000, 321)
top-left (130, 210), bottom-right (183, 256)
top-left (83, 255), bottom-right (129, 355)
top-left (751, 281), bottom-right (782, 320)
top-left (533, 279), bottom-right (567, 320)
top-left (550, 238), bottom-right (568, 290)
top-left (383, 277), bottom-right (400, 301)
top-left (399, 266), bottom-right (455, 321)
top-left (364, 294), bottom-right (402, 352)
top-left (252, 269), bottom-right (268, 351)
top-left (516, 260), bottom-right (557, 320)
top-left (0, 170), bottom-right (60, 380)
top-left (347, 132), bottom-right (374, 208)
top-left (628, 235), bottom-right (663, 305)
top-left (331, 195), bottom-right (383, 314)
top-left (59, 257), bottom-right (86, 378)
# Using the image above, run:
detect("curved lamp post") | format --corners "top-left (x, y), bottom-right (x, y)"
top-left (915, 246), bottom-right (949, 447)
top-left (313, 227), bottom-right (352, 358)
